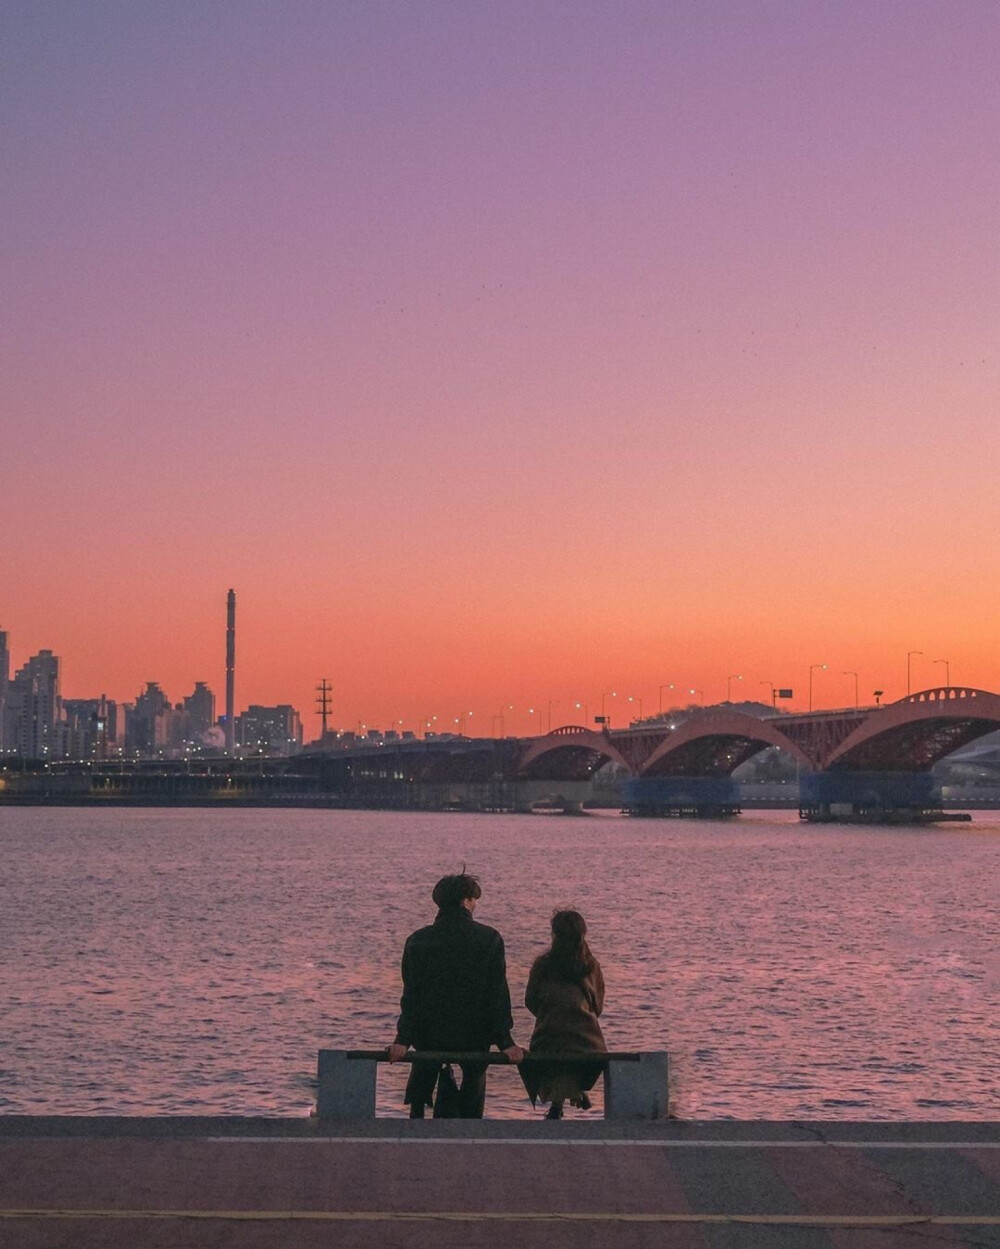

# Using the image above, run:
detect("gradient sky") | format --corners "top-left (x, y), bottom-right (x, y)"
top-left (2, 1), bottom-right (998, 735)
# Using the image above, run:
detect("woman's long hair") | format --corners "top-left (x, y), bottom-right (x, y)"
top-left (534, 909), bottom-right (596, 983)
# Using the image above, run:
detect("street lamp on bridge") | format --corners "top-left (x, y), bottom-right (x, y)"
top-left (727, 674), bottom-right (743, 701)
top-left (627, 694), bottom-right (643, 724)
top-left (658, 683), bottom-right (675, 715)
top-left (808, 664), bottom-right (827, 712)
top-left (547, 700), bottom-right (559, 734)
top-left (601, 691), bottom-right (617, 728)
top-left (907, 651), bottom-right (923, 696)
top-left (689, 688), bottom-right (704, 706)
top-left (574, 701), bottom-right (588, 727)
top-left (934, 658), bottom-right (950, 687)
top-left (760, 680), bottom-right (776, 709)
top-left (843, 671), bottom-right (859, 710)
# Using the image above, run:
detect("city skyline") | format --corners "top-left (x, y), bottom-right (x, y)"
top-left (0, 610), bottom-right (983, 742)
top-left (3, 4), bottom-right (998, 728)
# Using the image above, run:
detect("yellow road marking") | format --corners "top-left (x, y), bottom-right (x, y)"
top-left (203, 1136), bottom-right (1000, 1149)
top-left (1, 1210), bottom-right (999, 1226)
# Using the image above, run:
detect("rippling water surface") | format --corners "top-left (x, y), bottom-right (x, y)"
top-left (2, 807), bottom-right (998, 1119)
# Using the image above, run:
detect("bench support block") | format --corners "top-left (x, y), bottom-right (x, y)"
top-left (605, 1052), bottom-right (669, 1120)
top-left (317, 1049), bottom-right (377, 1120)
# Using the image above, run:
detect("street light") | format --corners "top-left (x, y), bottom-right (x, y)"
top-left (934, 658), bottom-right (950, 687)
top-left (906, 651), bottom-right (923, 696)
top-left (546, 700), bottom-right (559, 734)
top-left (627, 694), bottom-right (643, 723)
top-left (574, 701), bottom-right (589, 727)
top-left (759, 680), bottom-right (775, 709)
top-left (689, 688), bottom-right (704, 706)
top-left (843, 671), bottom-right (859, 710)
top-left (808, 664), bottom-right (827, 712)
top-left (727, 674), bottom-right (743, 701)
top-left (658, 683), bottom-right (675, 715)
top-left (601, 691), bottom-right (617, 727)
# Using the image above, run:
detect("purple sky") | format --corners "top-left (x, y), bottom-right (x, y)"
top-left (3, 2), bottom-right (998, 728)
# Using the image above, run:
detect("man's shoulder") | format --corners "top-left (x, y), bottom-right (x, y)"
top-left (403, 923), bottom-right (438, 947)
top-left (469, 918), bottom-right (505, 945)
top-left (404, 917), bottom-right (504, 947)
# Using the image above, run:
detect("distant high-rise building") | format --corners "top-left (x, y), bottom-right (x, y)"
top-left (183, 682), bottom-right (216, 741)
top-left (63, 696), bottom-right (118, 759)
top-left (235, 704), bottom-right (303, 756)
top-left (6, 649), bottom-right (61, 758)
top-left (225, 589), bottom-right (236, 754)
top-left (0, 630), bottom-right (9, 754)
top-left (126, 682), bottom-right (171, 754)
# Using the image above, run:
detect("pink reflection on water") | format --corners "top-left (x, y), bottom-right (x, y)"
top-left (2, 808), bottom-right (999, 1118)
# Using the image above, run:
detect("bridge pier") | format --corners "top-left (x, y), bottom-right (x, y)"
top-left (622, 776), bottom-right (740, 818)
top-left (798, 770), bottom-right (964, 823)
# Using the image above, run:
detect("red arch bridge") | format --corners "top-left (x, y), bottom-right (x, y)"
top-left (300, 688), bottom-right (1000, 821)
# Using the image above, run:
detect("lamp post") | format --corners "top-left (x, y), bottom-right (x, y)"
top-left (627, 694), bottom-right (643, 724)
top-left (727, 674), bottom-right (743, 702)
top-left (759, 680), bottom-right (775, 709)
top-left (601, 691), bottom-right (617, 728)
top-left (689, 688), bottom-right (704, 706)
top-left (808, 664), bottom-right (827, 712)
top-left (843, 671), bottom-right (859, 710)
top-left (873, 689), bottom-right (884, 707)
top-left (933, 658), bottom-right (950, 687)
top-left (658, 683), bottom-right (675, 715)
top-left (546, 700), bottom-right (559, 734)
top-left (574, 701), bottom-right (588, 727)
top-left (906, 651), bottom-right (923, 696)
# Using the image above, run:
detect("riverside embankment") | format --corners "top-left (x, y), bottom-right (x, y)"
top-left (2, 1116), bottom-right (999, 1248)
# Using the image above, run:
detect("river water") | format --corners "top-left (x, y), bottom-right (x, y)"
top-left (1, 807), bottom-right (998, 1120)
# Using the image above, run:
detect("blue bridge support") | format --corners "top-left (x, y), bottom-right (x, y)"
top-left (623, 776), bottom-right (740, 818)
top-left (798, 770), bottom-right (954, 823)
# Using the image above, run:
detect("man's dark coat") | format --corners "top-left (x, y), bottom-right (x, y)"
top-left (394, 906), bottom-right (515, 1052)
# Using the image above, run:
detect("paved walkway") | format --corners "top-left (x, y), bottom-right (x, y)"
top-left (1, 1117), bottom-right (998, 1247)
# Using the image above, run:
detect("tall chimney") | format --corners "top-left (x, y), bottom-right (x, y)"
top-left (225, 589), bottom-right (236, 754)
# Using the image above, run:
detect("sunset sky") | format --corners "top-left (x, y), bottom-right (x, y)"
top-left (3, 1), bottom-right (998, 736)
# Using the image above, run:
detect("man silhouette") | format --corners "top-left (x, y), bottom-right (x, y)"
top-left (387, 873), bottom-right (523, 1118)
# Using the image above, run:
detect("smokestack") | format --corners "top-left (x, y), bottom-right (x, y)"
top-left (225, 589), bottom-right (236, 754)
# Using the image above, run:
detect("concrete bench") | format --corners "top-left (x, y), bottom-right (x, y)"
top-left (316, 1049), bottom-right (669, 1120)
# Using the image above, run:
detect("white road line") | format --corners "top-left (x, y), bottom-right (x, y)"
top-left (203, 1136), bottom-right (1000, 1149)
top-left (2, 1210), bottom-right (1000, 1226)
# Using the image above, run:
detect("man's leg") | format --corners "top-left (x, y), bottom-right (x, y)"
top-left (405, 1061), bottom-right (438, 1119)
top-left (432, 1064), bottom-right (461, 1118)
top-left (456, 1062), bottom-right (487, 1119)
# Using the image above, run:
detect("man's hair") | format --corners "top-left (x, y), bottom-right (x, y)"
top-left (432, 872), bottom-right (482, 909)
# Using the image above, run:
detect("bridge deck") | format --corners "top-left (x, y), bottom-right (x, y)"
top-left (1, 1117), bottom-right (998, 1247)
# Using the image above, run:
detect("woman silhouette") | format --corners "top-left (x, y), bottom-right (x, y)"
top-left (523, 910), bottom-right (607, 1119)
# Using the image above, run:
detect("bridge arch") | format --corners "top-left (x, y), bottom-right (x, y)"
top-left (517, 726), bottom-right (632, 780)
top-left (825, 687), bottom-right (1000, 771)
top-left (639, 710), bottom-right (814, 777)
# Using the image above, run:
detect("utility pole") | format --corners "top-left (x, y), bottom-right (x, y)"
top-left (316, 679), bottom-right (332, 740)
